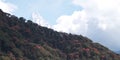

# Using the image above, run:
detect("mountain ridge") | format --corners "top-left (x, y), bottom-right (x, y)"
top-left (0, 9), bottom-right (120, 60)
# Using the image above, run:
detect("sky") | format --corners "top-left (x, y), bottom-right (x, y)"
top-left (0, 0), bottom-right (120, 51)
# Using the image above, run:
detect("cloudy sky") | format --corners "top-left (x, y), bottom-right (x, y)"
top-left (0, 0), bottom-right (120, 51)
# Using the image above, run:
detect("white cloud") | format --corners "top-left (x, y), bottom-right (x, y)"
top-left (0, 0), bottom-right (17, 13)
top-left (32, 12), bottom-right (51, 28)
top-left (53, 10), bottom-right (88, 35)
top-left (72, 0), bottom-right (120, 30)
top-left (53, 0), bottom-right (120, 34)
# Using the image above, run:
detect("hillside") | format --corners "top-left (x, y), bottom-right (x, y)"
top-left (0, 9), bottom-right (120, 60)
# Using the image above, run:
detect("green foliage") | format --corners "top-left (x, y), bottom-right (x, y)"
top-left (11, 48), bottom-right (23, 57)
top-left (0, 56), bottom-right (11, 60)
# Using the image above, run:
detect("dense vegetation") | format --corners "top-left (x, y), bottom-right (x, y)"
top-left (0, 9), bottom-right (120, 60)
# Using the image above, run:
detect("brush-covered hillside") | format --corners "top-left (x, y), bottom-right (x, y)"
top-left (0, 9), bottom-right (120, 60)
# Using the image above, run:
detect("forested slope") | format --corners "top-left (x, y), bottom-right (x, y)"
top-left (0, 9), bottom-right (120, 60)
